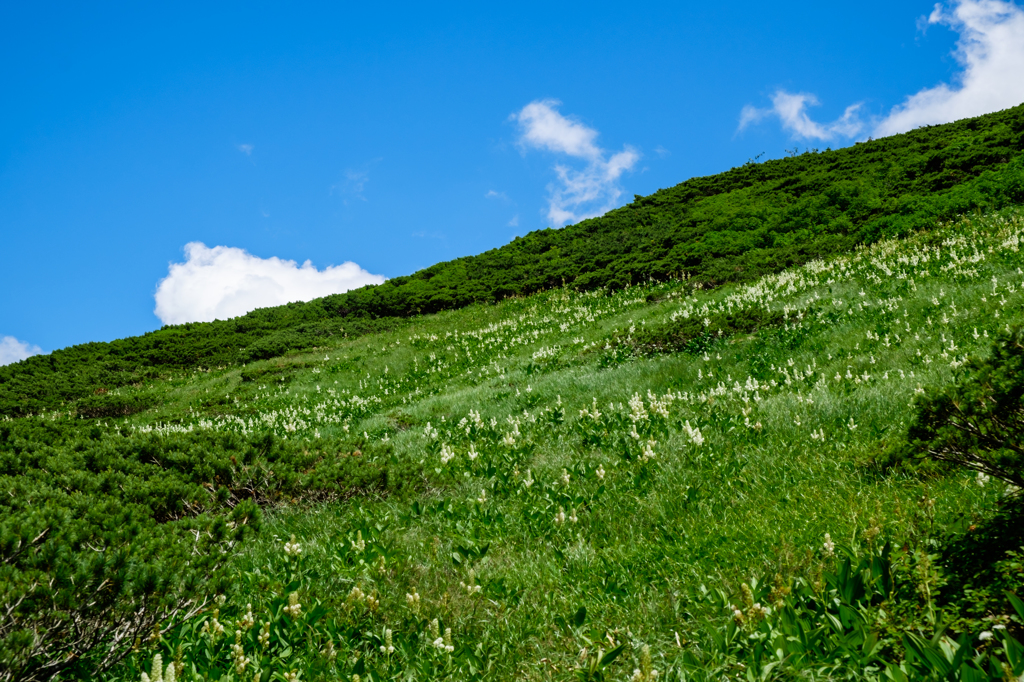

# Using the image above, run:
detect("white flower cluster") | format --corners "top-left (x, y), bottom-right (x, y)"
top-left (346, 585), bottom-right (379, 611)
top-left (681, 421), bottom-right (704, 447)
top-left (283, 591), bottom-right (302, 619)
top-left (258, 621), bottom-right (271, 648)
top-left (231, 631), bottom-right (250, 675)
top-left (460, 569), bottom-right (482, 595)
top-left (238, 603), bottom-right (255, 630)
top-left (140, 653), bottom-right (175, 682)
top-left (379, 628), bottom-right (395, 655)
top-left (822, 533), bottom-right (835, 557)
top-left (629, 644), bottom-right (660, 682)
top-left (427, 618), bottom-right (455, 653)
top-left (405, 589), bottom-right (421, 614)
top-left (283, 534), bottom-right (302, 557)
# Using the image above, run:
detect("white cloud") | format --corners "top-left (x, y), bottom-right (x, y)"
top-left (875, 0), bottom-right (1024, 136)
top-left (0, 336), bottom-right (42, 366)
top-left (237, 143), bottom-right (254, 155)
top-left (508, 214), bottom-right (519, 227)
top-left (739, 92), bottom-right (864, 141)
top-left (514, 99), bottom-right (639, 226)
top-left (153, 243), bottom-right (385, 325)
top-left (485, 190), bottom-right (509, 201)
top-left (738, 1), bottom-right (1024, 141)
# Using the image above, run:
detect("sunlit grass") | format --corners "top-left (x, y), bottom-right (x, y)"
top-left (95, 210), bottom-right (1024, 681)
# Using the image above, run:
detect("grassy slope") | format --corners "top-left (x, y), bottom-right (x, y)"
top-left (76, 210), bottom-right (1024, 680)
top-left (4, 104), bottom-right (1024, 417)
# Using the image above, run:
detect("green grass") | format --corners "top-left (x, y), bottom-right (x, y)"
top-left (49, 210), bottom-right (1024, 681)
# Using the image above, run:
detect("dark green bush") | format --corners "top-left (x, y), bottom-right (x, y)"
top-left (615, 307), bottom-right (786, 357)
top-left (938, 497), bottom-right (1024, 633)
top-left (887, 327), bottom-right (1024, 488)
top-left (0, 421), bottom-right (395, 681)
top-left (75, 393), bottom-right (157, 419)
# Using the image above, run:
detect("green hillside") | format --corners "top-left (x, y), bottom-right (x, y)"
top-left (4, 108), bottom-right (1024, 682)
top-left (3, 104), bottom-right (1024, 418)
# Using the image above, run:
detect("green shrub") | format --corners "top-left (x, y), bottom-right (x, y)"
top-left (75, 393), bottom-right (157, 419)
top-left (888, 328), bottom-right (1024, 488)
top-left (0, 422), bottom-right (394, 681)
top-left (625, 308), bottom-right (785, 355)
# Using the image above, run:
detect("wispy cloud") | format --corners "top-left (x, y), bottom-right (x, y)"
top-left (333, 169), bottom-right (370, 203)
top-left (0, 336), bottom-right (42, 366)
top-left (739, 92), bottom-right (864, 141)
top-left (508, 214), bottom-right (519, 227)
top-left (154, 243), bottom-right (385, 325)
top-left (485, 190), bottom-right (510, 201)
top-left (513, 99), bottom-right (639, 226)
top-left (237, 143), bottom-right (254, 155)
top-left (332, 160), bottom-right (382, 204)
top-left (738, 1), bottom-right (1024, 141)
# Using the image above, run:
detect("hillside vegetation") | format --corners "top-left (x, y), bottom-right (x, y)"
top-left (3, 105), bottom-right (1024, 417)
top-left (4, 205), bottom-right (1024, 679)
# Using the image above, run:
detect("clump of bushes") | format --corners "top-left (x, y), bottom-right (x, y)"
top-left (616, 308), bottom-right (785, 356)
top-left (75, 392), bottom-right (157, 418)
top-left (0, 421), bottom-right (400, 681)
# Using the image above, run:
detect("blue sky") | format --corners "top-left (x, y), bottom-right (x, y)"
top-left (2, 0), bottom-right (1023, 363)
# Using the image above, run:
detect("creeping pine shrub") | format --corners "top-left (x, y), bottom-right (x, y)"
top-left (886, 327), bottom-right (1024, 487)
top-left (75, 393), bottom-right (158, 419)
top-left (0, 422), bottom-right (391, 682)
top-left (622, 308), bottom-right (785, 356)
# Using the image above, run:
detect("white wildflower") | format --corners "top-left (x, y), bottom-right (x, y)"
top-left (283, 591), bottom-right (302, 619)
top-left (823, 533), bottom-right (835, 557)
top-left (283, 534), bottom-right (302, 557)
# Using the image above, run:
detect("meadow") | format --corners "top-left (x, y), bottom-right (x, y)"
top-left (10, 210), bottom-right (1021, 680)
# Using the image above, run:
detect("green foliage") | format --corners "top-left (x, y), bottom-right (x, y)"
top-left (4, 104), bottom-right (1024, 417)
top-left (888, 327), bottom-right (1024, 487)
top-left (674, 539), bottom-right (1024, 681)
top-left (926, 494), bottom-right (1024, 632)
top-left (107, 536), bottom-right (506, 682)
top-left (75, 392), bottom-right (158, 418)
top-left (624, 307), bottom-right (785, 355)
top-left (0, 422), bottom-right (394, 681)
